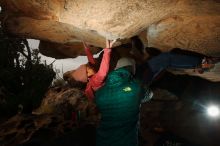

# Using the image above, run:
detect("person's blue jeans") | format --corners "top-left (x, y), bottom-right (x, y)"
top-left (147, 52), bottom-right (203, 78)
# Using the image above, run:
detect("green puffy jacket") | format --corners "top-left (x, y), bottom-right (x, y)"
top-left (95, 67), bottom-right (145, 146)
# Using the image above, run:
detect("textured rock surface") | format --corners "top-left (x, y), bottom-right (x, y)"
top-left (146, 15), bottom-right (220, 56)
top-left (0, 86), bottom-right (99, 146)
top-left (39, 41), bottom-right (102, 59)
top-left (32, 86), bottom-right (84, 115)
top-left (1, 80), bottom-right (220, 146)
top-left (32, 86), bottom-right (100, 125)
top-left (1, 0), bottom-right (220, 58)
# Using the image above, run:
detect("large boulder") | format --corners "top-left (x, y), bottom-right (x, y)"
top-left (1, 0), bottom-right (220, 58)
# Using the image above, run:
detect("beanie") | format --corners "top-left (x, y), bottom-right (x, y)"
top-left (115, 57), bottom-right (136, 74)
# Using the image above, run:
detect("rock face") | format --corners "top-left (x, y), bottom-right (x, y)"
top-left (0, 86), bottom-right (99, 146)
top-left (1, 80), bottom-right (220, 146)
top-left (33, 85), bottom-right (100, 125)
top-left (1, 0), bottom-right (220, 58)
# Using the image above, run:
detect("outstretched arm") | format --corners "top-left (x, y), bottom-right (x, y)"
top-left (84, 39), bottom-right (116, 100)
top-left (95, 48), bottom-right (111, 82)
top-left (89, 39), bottom-right (116, 91)
top-left (83, 41), bottom-right (96, 65)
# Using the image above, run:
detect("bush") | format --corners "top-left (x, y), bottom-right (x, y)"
top-left (0, 26), bottom-right (55, 116)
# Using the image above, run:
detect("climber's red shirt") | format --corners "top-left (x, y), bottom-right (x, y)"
top-left (84, 47), bottom-right (96, 65)
top-left (84, 47), bottom-right (111, 100)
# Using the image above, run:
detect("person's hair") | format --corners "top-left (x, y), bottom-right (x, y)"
top-left (87, 63), bottom-right (96, 72)
top-left (131, 36), bottom-right (144, 54)
top-left (120, 43), bottom-right (132, 48)
top-left (68, 78), bottom-right (87, 89)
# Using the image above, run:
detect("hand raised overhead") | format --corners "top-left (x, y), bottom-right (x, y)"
top-left (106, 39), bottom-right (117, 49)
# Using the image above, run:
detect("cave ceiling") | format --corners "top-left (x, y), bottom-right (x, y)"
top-left (0, 0), bottom-right (219, 58)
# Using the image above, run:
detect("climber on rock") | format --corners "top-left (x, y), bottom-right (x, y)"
top-left (64, 35), bottom-right (220, 101)
top-left (130, 36), bottom-right (220, 84)
top-left (63, 38), bottom-right (116, 100)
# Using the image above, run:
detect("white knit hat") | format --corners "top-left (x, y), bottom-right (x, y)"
top-left (115, 57), bottom-right (136, 74)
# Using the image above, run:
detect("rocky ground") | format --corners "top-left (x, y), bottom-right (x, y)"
top-left (0, 73), bottom-right (220, 146)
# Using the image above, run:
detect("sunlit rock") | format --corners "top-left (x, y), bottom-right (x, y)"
top-left (32, 86), bottom-right (84, 115)
top-left (1, 0), bottom-right (220, 58)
